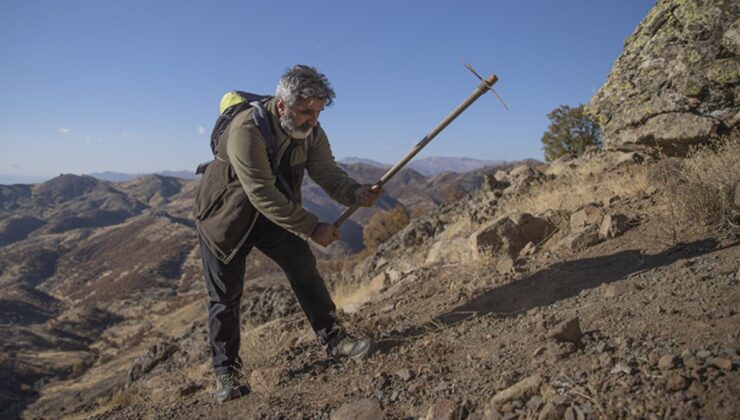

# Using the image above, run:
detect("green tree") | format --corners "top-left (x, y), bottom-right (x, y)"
top-left (541, 104), bottom-right (602, 162)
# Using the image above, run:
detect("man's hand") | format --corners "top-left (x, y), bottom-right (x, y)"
top-left (354, 184), bottom-right (383, 207)
top-left (310, 222), bottom-right (340, 247)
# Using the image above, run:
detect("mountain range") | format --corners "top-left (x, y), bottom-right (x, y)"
top-left (339, 156), bottom-right (507, 176)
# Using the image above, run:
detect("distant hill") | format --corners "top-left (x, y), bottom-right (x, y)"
top-left (339, 156), bottom-right (506, 176)
top-left (407, 156), bottom-right (505, 176)
top-left (338, 157), bottom-right (389, 168)
top-left (88, 170), bottom-right (197, 182)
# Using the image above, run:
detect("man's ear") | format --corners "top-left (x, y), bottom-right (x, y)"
top-left (277, 98), bottom-right (286, 116)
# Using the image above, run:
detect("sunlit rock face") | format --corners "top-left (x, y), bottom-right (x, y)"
top-left (587, 0), bottom-right (739, 156)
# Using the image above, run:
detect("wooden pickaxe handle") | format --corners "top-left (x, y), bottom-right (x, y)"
top-left (334, 74), bottom-right (499, 228)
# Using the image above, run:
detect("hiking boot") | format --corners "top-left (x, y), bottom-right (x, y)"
top-left (327, 333), bottom-right (373, 360)
top-left (215, 371), bottom-right (244, 403)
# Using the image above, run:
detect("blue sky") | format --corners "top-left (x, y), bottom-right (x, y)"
top-left (0, 1), bottom-right (653, 183)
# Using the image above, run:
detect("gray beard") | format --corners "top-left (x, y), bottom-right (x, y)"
top-left (280, 114), bottom-right (313, 140)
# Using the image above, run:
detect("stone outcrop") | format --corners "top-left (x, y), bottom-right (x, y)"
top-left (470, 213), bottom-right (555, 269)
top-left (587, 0), bottom-right (739, 155)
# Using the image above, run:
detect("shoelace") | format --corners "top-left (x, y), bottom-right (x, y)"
top-left (218, 373), bottom-right (238, 388)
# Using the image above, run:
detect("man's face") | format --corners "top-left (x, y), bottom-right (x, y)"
top-left (278, 97), bottom-right (325, 139)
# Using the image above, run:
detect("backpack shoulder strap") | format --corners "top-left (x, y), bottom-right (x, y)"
top-left (197, 92), bottom-right (268, 175)
top-left (251, 99), bottom-right (298, 204)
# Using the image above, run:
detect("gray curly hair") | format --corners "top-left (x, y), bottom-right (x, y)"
top-left (275, 65), bottom-right (335, 108)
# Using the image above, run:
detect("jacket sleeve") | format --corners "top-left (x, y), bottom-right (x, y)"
top-left (306, 128), bottom-right (362, 207)
top-left (226, 122), bottom-right (319, 240)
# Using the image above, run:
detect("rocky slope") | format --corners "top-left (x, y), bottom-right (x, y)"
top-left (0, 161), bottom-right (481, 418)
top-left (4, 3), bottom-right (739, 418)
top-left (28, 141), bottom-right (737, 420)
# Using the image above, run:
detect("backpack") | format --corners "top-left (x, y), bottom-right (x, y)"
top-left (196, 91), bottom-right (297, 203)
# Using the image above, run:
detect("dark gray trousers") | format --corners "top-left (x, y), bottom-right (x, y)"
top-left (199, 217), bottom-right (337, 374)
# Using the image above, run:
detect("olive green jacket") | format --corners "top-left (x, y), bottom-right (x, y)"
top-left (194, 98), bottom-right (360, 263)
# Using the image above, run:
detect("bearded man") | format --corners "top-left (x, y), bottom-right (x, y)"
top-left (194, 65), bottom-right (381, 402)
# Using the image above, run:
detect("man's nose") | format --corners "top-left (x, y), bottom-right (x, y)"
top-left (307, 113), bottom-right (319, 126)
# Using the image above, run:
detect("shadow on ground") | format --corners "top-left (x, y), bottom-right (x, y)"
top-left (375, 239), bottom-right (718, 354)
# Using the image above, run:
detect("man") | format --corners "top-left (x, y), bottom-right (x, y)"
top-left (194, 65), bottom-right (381, 403)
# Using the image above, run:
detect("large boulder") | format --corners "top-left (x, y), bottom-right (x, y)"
top-left (587, 0), bottom-right (739, 156)
top-left (470, 213), bottom-right (555, 268)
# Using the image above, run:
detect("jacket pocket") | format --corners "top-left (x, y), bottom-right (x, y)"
top-left (194, 159), bottom-right (232, 220)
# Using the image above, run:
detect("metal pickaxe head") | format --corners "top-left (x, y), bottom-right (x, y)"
top-left (464, 62), bottom-right (509, 111)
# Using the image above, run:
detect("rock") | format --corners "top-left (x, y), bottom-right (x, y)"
top-left (599, 353), bottom-right (614, 368)
top-left (395, 368), bottom-right (414, 382)
top-left (564, 405), bottom-right (585, 420)
top-left (495, 165), bottom-right (546, 195)
top-left (520, 241), bottom-right (537, 257)
top-left (658, 354), bottom-right (679, 370)
top-left (707, 357), bottom-right (733, 370)
top-left (489, 374), bottom-right (543, 409)
top-left (386, 268), bottom-right (402, 283)
top-left (249, 368), bottom-right (283, 393)
top-left (526, 396), bottom-right (544, 412)
top-left (604, 281), bottom-right (636, 298)
top-left (426, 238), bottom-right (468, 265)
top-left (570, 205), bottom-right (605, 232)
top-left (545, 342), bottom-right (577, 362)
top-left (424, 399), bottom-right (461, 420)
top-left (586, 0), bottom-right (739, 156)
top-left (482, 406), bottom-right (504, 420)
top-left (331, 399), bottom-right (383, 420)
top-left (126, 340), bottom-right (177, 386)
top-left (470, 213), bottom-right (555, 263)
top-left (665, 373), bottom-right (689, 392)
top-left (734, 182), bottom-right (740, 208)
top-left (548, 317), bottom-right (583, 344)
top-left (684, 357), bottom-right (702, 370)
top-left (696, 350), bottom-right (712, 359)
top-left (599, 213), bottom-right (630, 239)
top-left (688, 380), bottom-right (706, 398)
top-left (369, 272), bottom-right (387, 293)
top-left (177, 381), bottom-right (202, 397)
top-left (610, 363), bottom-right (634, 375)
top-left (561, 225), bottom-right (603, 251)
top-left (538, 402), bottom-right (565, 420)
top-left (401, 219), bottom-right (442, 247)
top-left (483, 174), bottom-right (510, 192)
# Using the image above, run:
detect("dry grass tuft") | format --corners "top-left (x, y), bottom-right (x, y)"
top-left (240, 319), bottom-right (301, 367)
top-left (649, 134), bottom-right (739, 242)
top-left (679, 135), bottom-right (739, 235)
top-left (331, 279), bottom-right (382, 312)
top-left (501, 160), bottom-right (651, 216)
top-left (109, 386), bottom-right (145, 408)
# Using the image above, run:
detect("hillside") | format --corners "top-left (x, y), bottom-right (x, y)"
top-left (2, 1), bottom-right (739, 418)
top-left (0, 161), bottom-right (491, 418)
top-left (16, 135), bottom-right (737, 420)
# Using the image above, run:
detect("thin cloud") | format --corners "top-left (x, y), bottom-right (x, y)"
top-left (57, 128), bottom-right (72, 134)
top-left (197, 126), bottom-right (206, 135)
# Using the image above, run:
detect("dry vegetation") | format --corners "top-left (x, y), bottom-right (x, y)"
top-left (679, 135), bottom-right (739, 235)
top-left (648, 134), bottom-right (739, 244)
top-left (502, 160), bottom-right (651, 217)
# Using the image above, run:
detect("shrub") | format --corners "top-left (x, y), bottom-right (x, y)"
top-left (541, 104), bottom-right (602, 162)
top-left (362, 205), bottom-right (410, 251)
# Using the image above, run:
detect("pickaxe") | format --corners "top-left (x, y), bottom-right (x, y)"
top-left (334, 65), bottom-right (504, 228)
